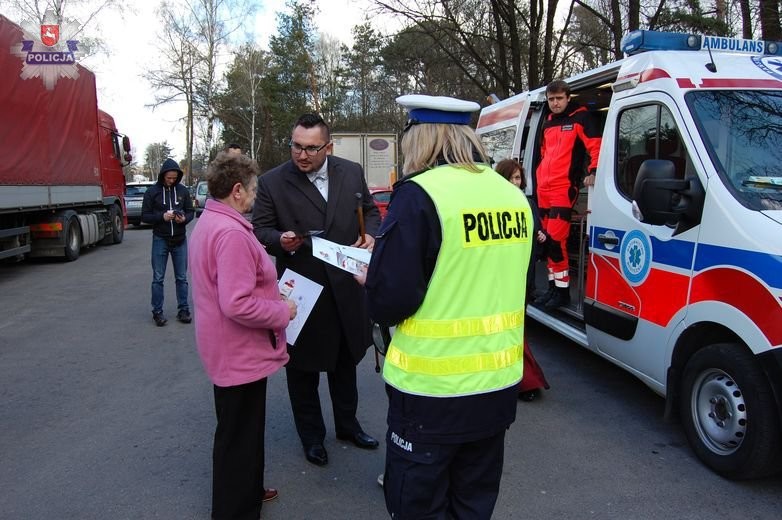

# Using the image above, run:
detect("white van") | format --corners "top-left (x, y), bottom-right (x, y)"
top-left (477, 30), bottom-right (782, 479)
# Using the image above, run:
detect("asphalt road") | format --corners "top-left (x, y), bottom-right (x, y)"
top-left (1, 221), bottom-right (780, 519)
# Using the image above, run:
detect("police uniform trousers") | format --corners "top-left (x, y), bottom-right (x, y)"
top-left (381, 385), bottom-right (516, 520)
top-left (211, 378), bottom-right (267, 520)
top-left (384, 428), bottom-right (506, 519)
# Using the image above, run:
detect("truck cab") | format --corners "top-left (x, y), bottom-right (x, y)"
top-left (477, 30), bottom-right (782, 479)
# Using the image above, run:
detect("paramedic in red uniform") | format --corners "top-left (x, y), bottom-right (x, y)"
top-left (534, 80), bottom-right (602, 309)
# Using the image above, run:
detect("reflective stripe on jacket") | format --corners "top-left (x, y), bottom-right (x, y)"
top-left (383, 163), bottom-right (533, 397)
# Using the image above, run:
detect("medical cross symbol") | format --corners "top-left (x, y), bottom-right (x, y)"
top-left (629, 243), bottom-right (643, 269)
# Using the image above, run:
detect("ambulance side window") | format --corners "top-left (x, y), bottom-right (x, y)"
top-left (616, 104), bottom-right (689, 199)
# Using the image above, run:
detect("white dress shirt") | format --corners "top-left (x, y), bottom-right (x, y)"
top-left (306, 159), bottom-right (329, 201)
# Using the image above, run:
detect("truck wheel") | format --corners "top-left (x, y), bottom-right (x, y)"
top-left (101, 204), bottom-right (123, 245)
top-left (63, 215), bottom-right (81, 261)
top-left (679, 343), bottom-right (781, 479)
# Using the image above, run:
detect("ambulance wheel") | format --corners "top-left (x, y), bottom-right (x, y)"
top-left (679, 343), bottom-right (781, 479)
top-left (63, 215), bottom-right (81, 261)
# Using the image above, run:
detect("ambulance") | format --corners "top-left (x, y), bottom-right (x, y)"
top-left (476, 30), bottom-right (782, 479)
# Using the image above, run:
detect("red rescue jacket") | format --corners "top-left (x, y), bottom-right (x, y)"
top-left (536, 102), bottom-right (602, 192)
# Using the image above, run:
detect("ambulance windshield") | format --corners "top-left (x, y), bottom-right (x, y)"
top-left (688, 90), bottom-right (782, 210)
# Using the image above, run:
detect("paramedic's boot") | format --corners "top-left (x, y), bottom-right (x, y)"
top-left (534, 281), bottom-right (555, 306)
top-left (544, 287), bottom-right (571, 310)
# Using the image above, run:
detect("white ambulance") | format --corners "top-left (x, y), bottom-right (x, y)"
top-left (476, 30), bottom-right (782, 479)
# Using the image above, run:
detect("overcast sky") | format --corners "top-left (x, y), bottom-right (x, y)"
top-left (74, 0), bottom-right (382, 169)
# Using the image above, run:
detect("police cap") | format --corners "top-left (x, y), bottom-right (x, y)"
top-left (396, 94), bottom-right (480, 126)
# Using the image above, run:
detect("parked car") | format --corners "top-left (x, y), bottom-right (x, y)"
top-left (194, 180), bottom-right (210, 217)
top-left (369, 187), bottom-right (392, 219)
top-left (125, 181), bottom-right (154, 226)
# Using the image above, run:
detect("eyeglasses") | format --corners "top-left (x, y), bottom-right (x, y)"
top-left (290, 141), bottom-right (330, 156)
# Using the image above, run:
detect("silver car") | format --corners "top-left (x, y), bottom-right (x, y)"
top-left (125, 181), bottom-right (154, 226)
top-left (194, 180), bottom-right (210, 217)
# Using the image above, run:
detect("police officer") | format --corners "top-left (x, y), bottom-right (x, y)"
top-left (360, 95), bottom-right (533, 519)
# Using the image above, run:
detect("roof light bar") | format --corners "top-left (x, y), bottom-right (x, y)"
top-left (621, 30), bottom-right (782, 57)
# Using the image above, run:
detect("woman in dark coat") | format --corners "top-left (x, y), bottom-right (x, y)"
top-left (495, 159), bottom-right (551, 401)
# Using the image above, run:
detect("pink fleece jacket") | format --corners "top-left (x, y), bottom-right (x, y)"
top-left (189, 198), bottom-right (290, 387)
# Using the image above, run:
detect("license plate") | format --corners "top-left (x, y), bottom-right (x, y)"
top-left (127, 201), bottom-right (142, 208)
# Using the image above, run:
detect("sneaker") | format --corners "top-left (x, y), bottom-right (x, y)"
top-left (153, 312), bottom-right (167, 327)
top-left (177, 310), bottom-right (192, 324)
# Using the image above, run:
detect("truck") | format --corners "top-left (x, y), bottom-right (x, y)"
top-left (0, 14), bottom-right (131, 262)
top-left (476, 30), bottom-right (782, 479)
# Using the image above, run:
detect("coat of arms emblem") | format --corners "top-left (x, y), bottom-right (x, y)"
top-left (40, 24), bottom-right (59, 47)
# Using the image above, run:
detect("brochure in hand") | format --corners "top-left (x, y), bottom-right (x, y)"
top-left (311, 236), bottom-right (371, 276)
top-left (278, 269), bottom-right (323, 345)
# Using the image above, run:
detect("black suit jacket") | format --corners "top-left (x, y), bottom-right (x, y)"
top-left (252, 156), bottom-right (381, 371)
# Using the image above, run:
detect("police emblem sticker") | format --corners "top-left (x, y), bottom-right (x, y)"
top-left (10, 9), bottom-right (84, 90)
top-left (620, 230), bottom-right (652, 286)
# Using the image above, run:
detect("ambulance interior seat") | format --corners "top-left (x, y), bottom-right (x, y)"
top-left (619, 131), bottom-right (685, 196)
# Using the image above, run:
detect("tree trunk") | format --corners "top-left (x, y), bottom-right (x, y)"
top-left (611, 0), bottom-right (622, 60)
top-left (542, 0), bottom-right (558, 84)
top-left (759, 0), bottom-right (781, 41)
top-left (739, 0), bottom-right (752, 39)
top-left (528, 0), bottom-right (541, 89)
top-left (490, 0), bottom-right (510, 95)
top-left (628, 0), bottom-right (640, 31)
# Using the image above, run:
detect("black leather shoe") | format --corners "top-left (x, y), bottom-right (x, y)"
top-left (304, 444), bottom-right (328, 466)
top-left (518, 389), bottom-right (540, 402)
top-left (336, 430), bottom-right (379, 450)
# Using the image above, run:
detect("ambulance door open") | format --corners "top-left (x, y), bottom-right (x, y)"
top-left (476, 94), bottom-right (532, 164)
top-left (587, 93), bottom-right (700, 381)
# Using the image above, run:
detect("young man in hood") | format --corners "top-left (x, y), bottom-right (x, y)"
top-left (141, 158), bottom-right (195, 326)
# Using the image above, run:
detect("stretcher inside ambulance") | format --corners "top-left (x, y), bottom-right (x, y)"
top-left (477, 30), bottom-right (782, 480)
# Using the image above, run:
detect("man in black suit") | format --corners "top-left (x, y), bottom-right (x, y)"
top-left (252, 114), bottom-right (381, 467)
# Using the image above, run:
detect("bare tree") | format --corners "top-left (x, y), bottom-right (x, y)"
top-left (186, 0), bottom-right (255, 157)
top-left (145, 1), bottom-right (198, 186)
top-left (145, 0), bottom-right (254, 185)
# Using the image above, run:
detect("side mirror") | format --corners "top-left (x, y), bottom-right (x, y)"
top-left (632, 159), bottom-right (704, 234)
top-left (122, 135), bottom-right (131, 152)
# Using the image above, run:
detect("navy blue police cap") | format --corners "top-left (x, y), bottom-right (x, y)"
top-left (396, 94), bottom-right (481, 126)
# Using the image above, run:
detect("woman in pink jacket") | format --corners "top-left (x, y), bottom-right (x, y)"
top-left (189, 152), bottom-right (297, 520)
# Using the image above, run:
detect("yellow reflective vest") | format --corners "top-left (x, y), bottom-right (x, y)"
top-left (383, 163), bottom-right (533, 397)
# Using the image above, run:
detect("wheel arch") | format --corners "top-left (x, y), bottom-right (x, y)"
top-left (664, 321), bottom-right (742, 422)
top-left (665, 320), bottom-right (782, 425)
